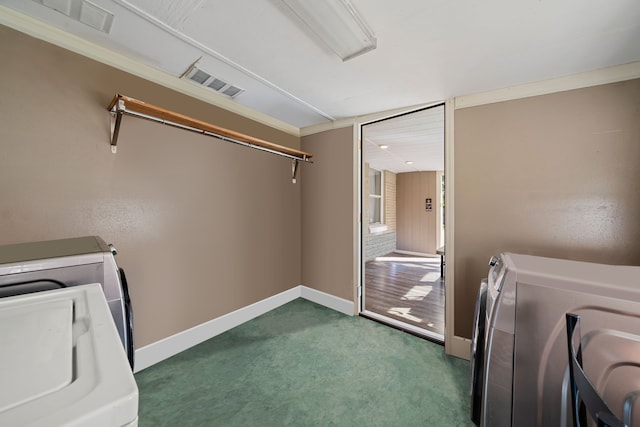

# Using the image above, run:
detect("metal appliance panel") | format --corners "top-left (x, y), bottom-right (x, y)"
top-left (470, 279), bottom-right (488, 425)
top-left (0, 236), bottom-right (107, 265)
top-left (513, 281), bottom-right (640, 426)
top-left (483, 327), bottom-right (514, 427)
top-left (481, 252), bottom-right (640, 426)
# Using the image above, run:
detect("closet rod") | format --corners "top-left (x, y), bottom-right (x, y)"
top-left (107, 94), bottom-right (313, 164)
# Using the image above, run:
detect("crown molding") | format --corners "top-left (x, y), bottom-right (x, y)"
top-left (300, 59), bottom-right (640, 136)
top-left (0, 5), bottom-right (300, 137)
top-left (455, 61), bottom-right (640, 110)
top-left (300, 118), bottom-right (354, 137)
top-left (300, 101), bottom-right (444, 136)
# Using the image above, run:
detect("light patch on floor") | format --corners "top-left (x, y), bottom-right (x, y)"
top-left (387, 307), bottom-right (423, 323)
top-left (420, 272), bottom-right (442, 283)
top-left (401, 285), bottom-right (432, 301)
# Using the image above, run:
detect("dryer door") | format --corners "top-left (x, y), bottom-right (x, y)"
top-left (118, 268), bottom-right (134, 370)
top-left (470, 279), bottom-right (488, 425)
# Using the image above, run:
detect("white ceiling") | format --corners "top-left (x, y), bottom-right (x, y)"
top-left (363, 105), bottom-right (444, 173)
top-left (2, 0), bottom-right (640, 171)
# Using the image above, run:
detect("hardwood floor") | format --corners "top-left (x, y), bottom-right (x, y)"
top-left (364, 252), bottom-right (444, 338)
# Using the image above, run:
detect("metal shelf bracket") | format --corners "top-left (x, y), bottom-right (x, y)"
top-left (109, 99), bottom-right (125, 154)
top-left (292, 159), bottom-right (299, 183)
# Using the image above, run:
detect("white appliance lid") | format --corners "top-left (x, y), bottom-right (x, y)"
top-left (0, 298), bottom-right (73, 412)
top-left (0, 283), bottom-right (138, 427)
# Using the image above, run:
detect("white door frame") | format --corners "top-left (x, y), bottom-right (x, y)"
top-left (352, 100), bottom-right (470, 358)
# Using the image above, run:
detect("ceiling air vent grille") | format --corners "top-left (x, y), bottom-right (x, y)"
top-left (183, 66), bottom-right (244, 99)
top-left (34, 0), bottom-right (114, 33)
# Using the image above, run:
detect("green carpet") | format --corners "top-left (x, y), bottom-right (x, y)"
top-left (135, 298), bottom-right (473, 426)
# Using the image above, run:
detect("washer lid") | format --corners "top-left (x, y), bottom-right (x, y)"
top-left (0, 298), bottom-right (73, 412)
top-left (0, 283), bottom-right (138, 427)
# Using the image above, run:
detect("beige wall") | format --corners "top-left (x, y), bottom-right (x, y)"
top-left (7, 21), bottom-right (638, 352)
top-left (454, 78), bottom-right (640, 338)
top-left (301, 126), bottom-right (355, 302)
top-left (396, 171), bottom-right (440, 254)
top-left (0, 26), bottom-right (302, 347)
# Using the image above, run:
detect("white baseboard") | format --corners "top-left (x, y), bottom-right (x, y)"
top-left (446, 334), bottom-right (471, 361)
top-left (300, 285), bottom-right (355, 316)
top-left (134, 285), bottom-right (354, 372)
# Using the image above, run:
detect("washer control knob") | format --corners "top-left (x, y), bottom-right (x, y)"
top-left (488, 256), bottom-right (499, 267)
top-left (108, 244), bottom-right (118, 256)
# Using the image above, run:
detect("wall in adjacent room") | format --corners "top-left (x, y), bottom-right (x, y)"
top-left (0, 25), bottom-right (302, 348)
top-left (384, 170), bottom-right (397, 233)
top-left (301, 126), bottom-right (355, 303)
top-left (361, 163), bottom-right (396, 261)
top-left (396, 171), bottom-right (440, 254)
top-left (453, 78), bottom-right (640, 338)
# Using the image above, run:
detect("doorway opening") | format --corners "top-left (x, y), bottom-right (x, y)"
top-left (359, 104), bottom-right (445, 343)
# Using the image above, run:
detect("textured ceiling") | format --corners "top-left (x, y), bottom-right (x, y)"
top-left (363, 105), bottom-right (444, 173)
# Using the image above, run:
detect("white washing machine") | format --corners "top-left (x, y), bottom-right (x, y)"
top-left (0, 283), bottom-right (138, 426)
top-left (474, 253), bottom-right (640, 426)
top-left (0, 236), bottom-right (135, 370)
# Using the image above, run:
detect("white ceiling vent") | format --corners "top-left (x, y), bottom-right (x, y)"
top-left (183, 65), bottom-right (245, 99)
top-left (34, 0), bottom-right (114, 33)
top-left (79, 1), bottom-right (114, 33)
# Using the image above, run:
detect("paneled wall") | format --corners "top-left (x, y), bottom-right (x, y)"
top-left (384, 170), bottom-right (397, 232)
top-left (396, 171), bottom-right (441, 254)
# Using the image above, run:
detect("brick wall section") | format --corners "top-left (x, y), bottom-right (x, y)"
top-left (364, 232), bottom-right (397, 262)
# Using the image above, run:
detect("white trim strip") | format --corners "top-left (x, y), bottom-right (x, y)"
top-left (300, 285), bottom-right (355, 316)
top-left (134, 285), bottom-right (354, 372)
top-left (455, 61), bottom-right (640, 110)
top-left (301, 58), bottom-right (640, 136)
top-left (443, 98), bottom-right (457, 358)
top-left (300, 101), bottom-right (445, 136)
top-left (133, 287), bottom-right (299, 372)
top-left (448, 335), bottom-right (471, 361)
top-left (300, 119), bottom-right (354, 137)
